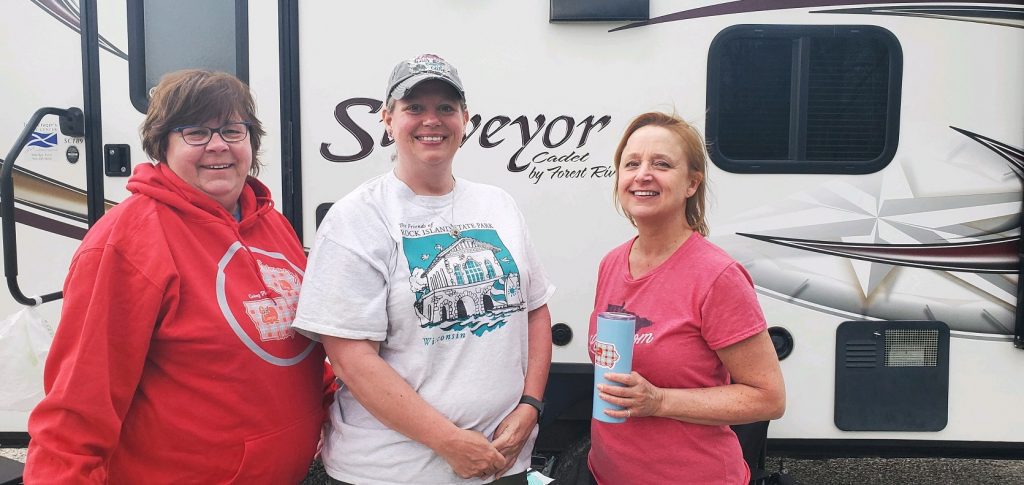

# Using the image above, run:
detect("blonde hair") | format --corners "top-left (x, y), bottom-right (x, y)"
top-left (612, 112), bottom-right (709, 236)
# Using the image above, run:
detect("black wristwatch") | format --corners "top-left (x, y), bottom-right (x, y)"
top-left (519, 395), bottom-right (545, 416)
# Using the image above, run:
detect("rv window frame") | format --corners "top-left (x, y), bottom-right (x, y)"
top-left (706, 24), bottom-right (903, 174)
top-left (127, 0), bottom-right (250, 114)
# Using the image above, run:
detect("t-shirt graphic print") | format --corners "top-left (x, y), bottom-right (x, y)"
top-left (402, 228), bottom-right (524, 339)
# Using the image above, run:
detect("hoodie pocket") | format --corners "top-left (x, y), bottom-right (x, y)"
top-left (227, 410), bottom-right (323, 484)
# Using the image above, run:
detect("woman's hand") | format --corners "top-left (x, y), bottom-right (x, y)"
top-left (489, 404), bottom-right (539, 478)
top-left (597, 332), bottom-right (785, 425)
top-left (597, 371), bottom-right (665, 419)
top-left (436, 428), bottom-right (506, 479)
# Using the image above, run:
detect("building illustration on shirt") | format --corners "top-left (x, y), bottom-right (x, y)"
top-left (403, 229), bottom-right (523, 336)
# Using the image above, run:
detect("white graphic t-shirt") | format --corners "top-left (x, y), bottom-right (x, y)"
top-left (293, 170), bottom-right (555, 485)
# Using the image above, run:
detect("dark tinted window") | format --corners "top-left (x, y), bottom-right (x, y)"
top-left (717, 38), bottom-right (793, 160)
top-left (127, 0), bottom-right (249, 113)
top-left (806, 37), bottom-right (890, 161)
top-left (707, 25), bottom-right (902, 174)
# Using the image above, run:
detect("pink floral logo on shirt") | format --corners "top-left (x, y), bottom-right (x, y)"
top-left (242, 261), bottom-right (301, 341)
top-left (258, 260), bottom-right (301, 297)
top-left (216, 242), bottom-right (315, 366)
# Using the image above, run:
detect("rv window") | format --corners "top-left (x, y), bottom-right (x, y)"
top-left (706, 25), bottom-right (902, 174)
top-left (127, 0), bottom-right (249, 113)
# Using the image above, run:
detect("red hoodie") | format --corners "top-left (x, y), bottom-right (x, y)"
top-left (26, 163), bottom-right (329, 484)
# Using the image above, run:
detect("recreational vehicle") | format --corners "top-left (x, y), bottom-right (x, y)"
top-left (1, 0), bottom-right (1022, 465)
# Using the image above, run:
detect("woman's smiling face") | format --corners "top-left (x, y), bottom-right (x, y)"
top-left (164, 115), bottom-right (253, 213)
top-left (383, 80), bottom-right (468, 171)
top-left (616, 125), bottom-right (700, 227)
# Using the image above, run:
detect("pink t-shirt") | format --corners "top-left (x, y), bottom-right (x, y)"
top-left (587, 233), bottom-right (766, 485)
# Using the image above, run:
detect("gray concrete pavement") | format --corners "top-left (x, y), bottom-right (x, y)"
top-left (765, 457), bottom-right (1023, 484)
top-left (4, 447), bottom-right (1022, 484)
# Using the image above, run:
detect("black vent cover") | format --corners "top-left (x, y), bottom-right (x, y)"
top-left (835, 320), bottom-right (949, 431)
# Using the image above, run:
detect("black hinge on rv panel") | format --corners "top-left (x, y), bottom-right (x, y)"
top-left (315, 203), bottom-right (334, 230)
top-left (550, 0), bottom-right (649, 22)
top-left (1016, 199), bottom-right (1023, 349)
top-left (104, 144), bottom-right (131, 177)
top-left (60, 108), bottom-right (86, 138)
top-left (0, 107), bottom-right (84, 306)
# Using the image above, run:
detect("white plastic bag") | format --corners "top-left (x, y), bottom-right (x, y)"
top-left (0, 306), bottom-right (55, 411)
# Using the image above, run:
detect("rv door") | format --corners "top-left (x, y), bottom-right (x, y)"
top-left (0, 0), bottom-right (287, 436)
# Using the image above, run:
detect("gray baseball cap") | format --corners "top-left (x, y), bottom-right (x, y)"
top-left (386, 54), bottom-right (465, 103)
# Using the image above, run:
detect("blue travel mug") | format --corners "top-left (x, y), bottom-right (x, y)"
top-left (592, 312), bottom-right (636, 423)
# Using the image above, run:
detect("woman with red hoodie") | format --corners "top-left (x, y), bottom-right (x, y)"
top-left (25, 70), bottom-right (330, 483)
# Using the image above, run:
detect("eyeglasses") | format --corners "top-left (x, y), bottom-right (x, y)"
top-left (172, 122), bottom-right (251, 146)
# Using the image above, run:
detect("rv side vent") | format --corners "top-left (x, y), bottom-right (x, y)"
top-left (835, 320), bottom-right (949, 431)
top-left (843, 340), bottom-right (877, 368)
top-left (884, 329), bottom-right (938, 367)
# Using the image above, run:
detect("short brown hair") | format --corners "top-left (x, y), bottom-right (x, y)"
top-left (612, 112), bottom-right (709, 236)
top-left (140, 70), bottom-right (266, 176)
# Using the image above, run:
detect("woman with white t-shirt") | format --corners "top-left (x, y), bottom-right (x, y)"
top-left (293, 54), bottom-right (554, 485)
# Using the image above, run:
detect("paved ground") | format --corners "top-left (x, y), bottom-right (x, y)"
top-left (3, 447), bottom-right (1022, 483)
top-left (764, 456), bottom-right (1023, 484)
top-left (0, 447), bottom-right (25, 462)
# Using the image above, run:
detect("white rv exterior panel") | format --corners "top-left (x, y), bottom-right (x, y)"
top-left (0, 0), bottom-right (1020, 449)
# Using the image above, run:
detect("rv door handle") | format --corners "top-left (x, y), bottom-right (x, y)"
top-left (0, 107), bottom-right (84, 306)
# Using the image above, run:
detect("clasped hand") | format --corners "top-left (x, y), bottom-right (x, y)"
top-left (437, 428), bottom-right (505, 479)
top-left (439, 404), bottom-right (537, 479)
top-left (489, 404), bottom-right (538, 479)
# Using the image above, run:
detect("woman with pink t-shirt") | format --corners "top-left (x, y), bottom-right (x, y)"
top-left (587, 112), bottom-right (786, 484)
